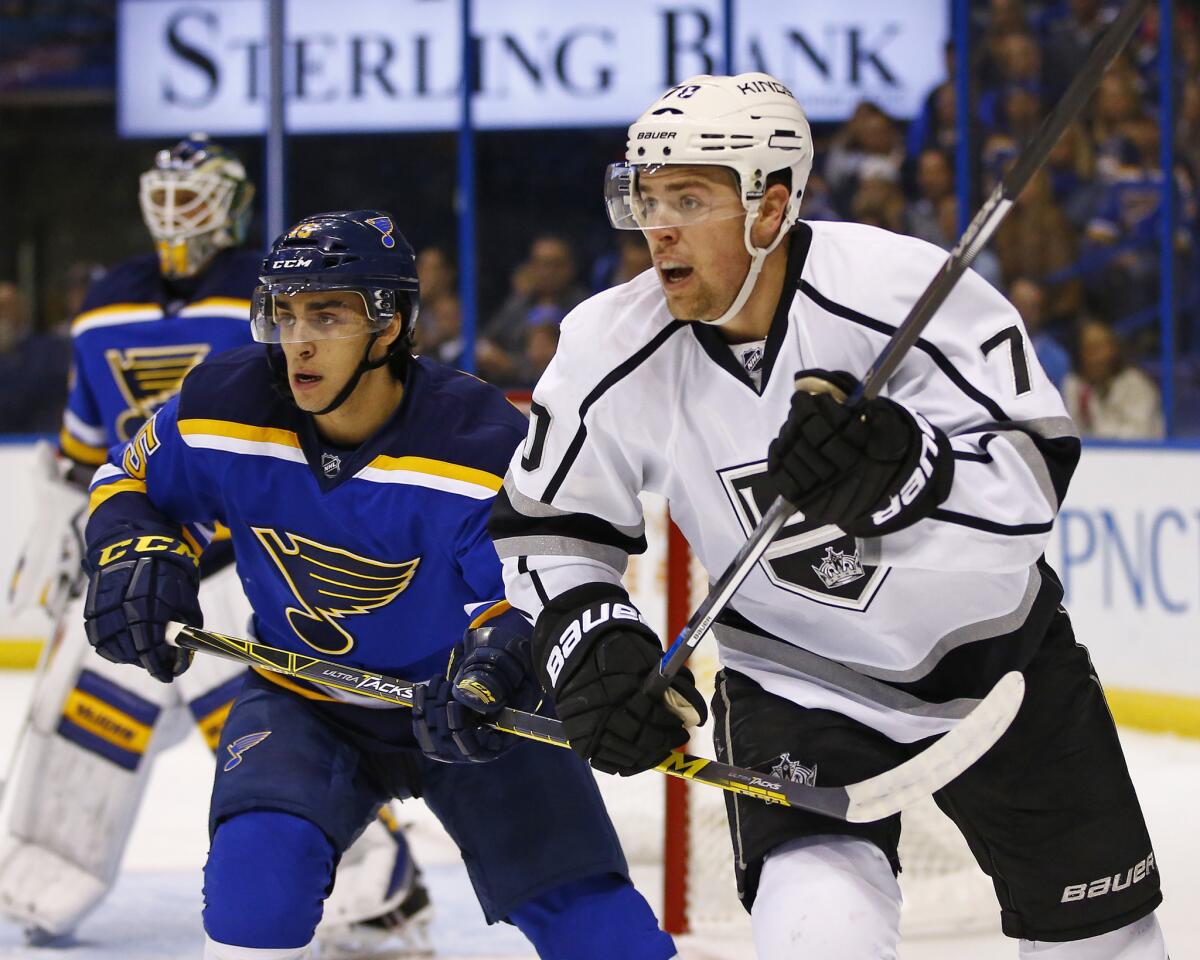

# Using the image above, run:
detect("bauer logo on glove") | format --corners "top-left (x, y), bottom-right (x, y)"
top-left (545, 601), bottom-right (647, 686)
top-left (868, 412), bottom-right (943, 529)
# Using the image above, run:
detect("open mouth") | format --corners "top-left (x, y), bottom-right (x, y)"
top-left (660, 264), bottom-right (694, 286)
top-left (293, 372), bottom-right (323, 390)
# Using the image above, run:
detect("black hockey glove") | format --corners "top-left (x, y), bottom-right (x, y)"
top-left (531, 584), bottom-right (708, 777)
top-left (413, 615), bottom-right (541, 764)
top-left (767, 369), bottom-right (954, 537)
top-left (83, 533), bottom-right (203, 683)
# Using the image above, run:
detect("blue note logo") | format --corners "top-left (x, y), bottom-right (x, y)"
top-left (253, 528), bottom-right (420, 655)
top-left (106, 344), bottom-right (211, 441)
top-left (224, 730), bottom-right (271, 772)
top-left (365, 216), bottom-right (396, 248)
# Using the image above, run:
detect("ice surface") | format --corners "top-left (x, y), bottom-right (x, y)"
top-left (0, 671), bottom-right (1193, 959)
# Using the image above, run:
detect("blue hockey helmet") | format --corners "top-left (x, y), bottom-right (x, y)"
top-left (139, 133), bottom-right (255, 279)
top-left (254, 211), bottom-right (420, 414)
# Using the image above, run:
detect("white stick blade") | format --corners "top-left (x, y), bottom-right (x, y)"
top-left (843, 671), bottom-right (1025, 823)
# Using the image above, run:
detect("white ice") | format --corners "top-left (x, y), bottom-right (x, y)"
top-left (0, 670), bottom-right (1193, 959)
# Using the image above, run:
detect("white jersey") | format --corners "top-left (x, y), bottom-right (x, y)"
top-left (492, 221), bottom-right (1080, 743)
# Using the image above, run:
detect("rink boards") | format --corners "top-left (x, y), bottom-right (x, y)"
top-left (1, 438), bottom-right (1197, 737)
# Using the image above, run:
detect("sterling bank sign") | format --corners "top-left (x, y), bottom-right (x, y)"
top-left (117, 0), bottom-right (948, 135)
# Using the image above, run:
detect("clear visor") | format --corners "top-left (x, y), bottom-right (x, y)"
top-left (251, 281), bottom-right (405, 344)
top-left (139, 168), bottom-right (235, 243)
top-left (603, 162), bottom-right (747, 230)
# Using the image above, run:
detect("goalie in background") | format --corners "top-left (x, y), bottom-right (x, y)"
top-left (2, 137), bottom-right (430, 957)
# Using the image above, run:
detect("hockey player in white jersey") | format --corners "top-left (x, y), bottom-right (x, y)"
top-left (2, 136), bottom-right (427, 955)
top-left (489, 74), bottom-right (1168, 959)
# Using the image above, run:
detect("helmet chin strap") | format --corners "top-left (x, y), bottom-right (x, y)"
top-left (310, 334), bottom-right (390, 417)
top-left (700, 204), bottom-right (791, 327)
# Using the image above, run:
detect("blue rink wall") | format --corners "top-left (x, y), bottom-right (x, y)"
top-left (2, 437), bottom-right (1197, 738)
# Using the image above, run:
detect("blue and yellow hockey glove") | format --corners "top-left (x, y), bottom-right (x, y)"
top-left (83, 533), bottom-right (203, 683)
top-left (413, 617), bottom-right (541, 764)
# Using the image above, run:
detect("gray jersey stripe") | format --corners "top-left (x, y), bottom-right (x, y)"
top-left (986, 428), bottom-right (1060, 509)
top-left (719, 564), bottom-right (1042, 693)
top-left (502, 473), bottom-right (646, 538)
top-left (717, 626), bottom-right (984, 719)
top-left (494, 534), bottom-right (630, 574)
top-left (976, 415), bottom-right (1079, 440)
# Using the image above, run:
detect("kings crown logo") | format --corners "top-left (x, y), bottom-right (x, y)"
top-left (811, 546), bottom-right (866, 590)
top-left (770, 753), bottom-right (817, 786)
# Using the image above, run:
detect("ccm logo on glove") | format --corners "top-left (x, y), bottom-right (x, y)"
top-left (96, 535), bottom-right (198, 567)
top-left (546, 601), bottom-right (647, 685)
top-left (869, 413), bottom-right (941, 528)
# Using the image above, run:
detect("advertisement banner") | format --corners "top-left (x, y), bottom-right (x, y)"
top-left (1045, 447), bottom-right (1200, 698)
top-left (117, 0), bottom-right (948, 135)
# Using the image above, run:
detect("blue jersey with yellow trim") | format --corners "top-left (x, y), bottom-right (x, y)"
top-left (61, 248), bottom-right (260, 468)
top-left (86, 346), bottom-right (528, 690)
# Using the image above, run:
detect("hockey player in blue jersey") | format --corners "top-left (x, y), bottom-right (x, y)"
top-left (79, 211), bottom-right (679, 960)
top-left (3, 142), bottom-right (423, 955)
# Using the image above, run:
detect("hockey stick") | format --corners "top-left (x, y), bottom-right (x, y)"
top-left (643, 0), bottom-right (1150, 700)
top-left (166, 622), bottom-right (1023, 822)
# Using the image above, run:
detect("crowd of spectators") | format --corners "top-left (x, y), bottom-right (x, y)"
top-left (3, 1), bottom-right (1197, 440)
top-left (440, 0), bottom-right (1195, 440)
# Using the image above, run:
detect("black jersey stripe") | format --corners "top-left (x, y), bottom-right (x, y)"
top-left (542, 320), bottom-right (688, 503)
top-left (797, 280), bottom-right (1009, 422)
top-left (930, 507), bottom-right (1055, 536)
top-left (490, 486), bottom-right (648, 555)
top-left (951, 430), bottom-right (1079, 506)
top-left (517, 556), bottom-right (550, 606)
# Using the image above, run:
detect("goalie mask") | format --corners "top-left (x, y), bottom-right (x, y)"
top-left (603, 73), bottom-right (813, 326)
top-left (254, 210), bottom-right (420, 415)
top-left (139, 134), bottom-right (255, 279)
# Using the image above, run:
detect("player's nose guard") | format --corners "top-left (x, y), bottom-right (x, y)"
top-left (603, 163), bottom-right (746, 231)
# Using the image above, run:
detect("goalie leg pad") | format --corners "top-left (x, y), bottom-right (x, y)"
top-left (321, 808), bottom-right (416, 928)
top-left (751, 836), bottom-right (902, 960)
top-left (203, 811), bottom-right (331, 950)
top-left (1018, 913), bottom-right (1168, 959)
top-left (508, 873), bottom-right (676, 960)
top-left (0, 606), bottom-right (188, 938)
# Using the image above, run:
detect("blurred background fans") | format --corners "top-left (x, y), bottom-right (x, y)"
top-left (0, 0), bottom-right (1196, 430)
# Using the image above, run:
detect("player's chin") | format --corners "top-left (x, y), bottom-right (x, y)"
top-left (289, 385), bottom-right (328, 411)
top-left (661, 290), bottom-right (711, 323)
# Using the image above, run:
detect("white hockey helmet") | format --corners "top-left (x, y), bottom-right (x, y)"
top-left (604, 73), bottom-right (814, 325)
